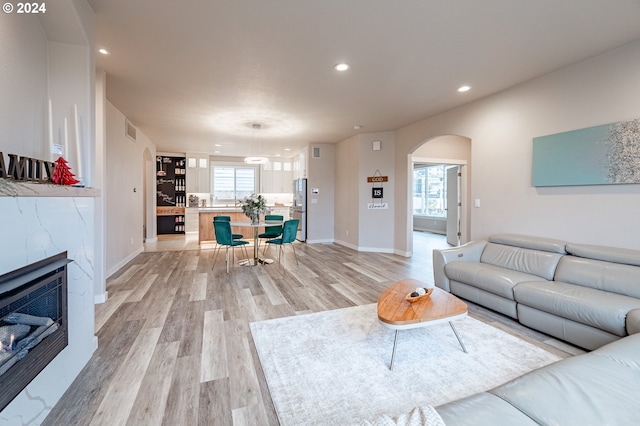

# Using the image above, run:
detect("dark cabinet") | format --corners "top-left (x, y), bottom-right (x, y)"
top-left (156, 156), bottom-right (186, 234)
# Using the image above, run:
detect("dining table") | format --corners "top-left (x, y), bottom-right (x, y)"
top-left (230, 220), bottom-right (284, 266)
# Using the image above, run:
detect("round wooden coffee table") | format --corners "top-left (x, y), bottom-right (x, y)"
top-left (377, 279), bottom-right (468, 370)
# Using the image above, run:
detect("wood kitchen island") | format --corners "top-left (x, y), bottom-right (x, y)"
top-left (198, 210), bottom-right (247, 244)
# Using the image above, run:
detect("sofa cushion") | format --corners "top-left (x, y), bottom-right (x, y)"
top-left (514, 281), bottom-right (640, 336)
top-left (555, 255), bottom-right (640, 299)
top-left (436, 392), bottom-right (538, 426)
top-left (628, 309), bottom-right (640, 335)
top-left (489, 234), bottom-right (567, 254)
top-left (566, 243), bottom-right (640, 267)
top-left (480, 242), bottom-right (564, 280)
top-left (445, 262), bottom-right (546, 300)
top-left (489, 334), bottom-right (640, 426)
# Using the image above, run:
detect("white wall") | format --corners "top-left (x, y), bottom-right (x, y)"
top-left (334, 133), bottom-right (396, 252)
top-left (105, 101), bottom-right (156, 276)
top-left (357, 132), bottom-right (395, 252)
top-left (307, 143), bottom-right (335, 243)
top-left (0, 13), bottom-right (47, 158)
top-left (335, 135), bottom-right (360, 248)
top-left (394, 40), bottom-right (640, 252)
top-left (94, 69), bottom-right (107, 301)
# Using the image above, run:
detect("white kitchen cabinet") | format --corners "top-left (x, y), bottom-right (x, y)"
top-left (267, 206), bottom-right (290, 220)
top-left (292, 151), bottom-right (307, 180)
top-left (185, 208), bottom-right (199, 233)
top-left (186, 153), bottom-right (210, 193)
top-left (261, 160), bottom-right (293, 193)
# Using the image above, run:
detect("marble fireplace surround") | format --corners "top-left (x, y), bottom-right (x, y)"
top-left (0, 182), bottom-right (99, 425)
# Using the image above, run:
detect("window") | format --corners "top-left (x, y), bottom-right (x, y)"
top-left (212, 165), bottom-right (257, 201)
top-left (413, 164), bottom-right (448, 217)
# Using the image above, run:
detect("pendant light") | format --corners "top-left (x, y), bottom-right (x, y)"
top-left (244, 123), bottom-right (268, 165)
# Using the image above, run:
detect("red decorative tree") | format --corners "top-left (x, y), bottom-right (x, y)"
top-left (52, 157), bottom-right (80, 185)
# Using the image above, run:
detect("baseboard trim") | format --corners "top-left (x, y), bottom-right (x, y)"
top-left (306, 239), bottom-right (335, 244)
top-left (357, 246), bottom-right (395, 254)
top-left (393, 249), bottom-right (411, 257)
top-left (334, 239), bottom-right (359, 251)
top-left (106, 247), bottom-right (144, 278)
top-left (94, 290), bottom-right (108, 304)
top-left (334, 240), bottom-right (395, 254)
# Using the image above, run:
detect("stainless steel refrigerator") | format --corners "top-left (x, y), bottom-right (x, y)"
top-left (291, 178), bottom-right (307, 242)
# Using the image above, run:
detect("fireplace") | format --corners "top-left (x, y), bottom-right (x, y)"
top-left (0, 252), bottom-right (69, 412)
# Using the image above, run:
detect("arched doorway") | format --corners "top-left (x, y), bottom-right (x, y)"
top-left (409, 135), bottom-right (471, 254)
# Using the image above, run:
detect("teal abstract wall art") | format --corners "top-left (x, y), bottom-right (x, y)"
top-left (532, 118), bottom-right (640, 186)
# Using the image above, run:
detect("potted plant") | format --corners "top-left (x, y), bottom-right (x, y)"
top-left (239, 193), bottom-right (267, 224)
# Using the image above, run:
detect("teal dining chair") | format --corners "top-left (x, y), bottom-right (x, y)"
top-left (213, 215), bottom-right (244, 240)
top-left (258, 215), bottom-right (283, 255)
top-left (213, 220), bottom-right (250, 273)
top-left (265, 219), bottom-right (299, 272)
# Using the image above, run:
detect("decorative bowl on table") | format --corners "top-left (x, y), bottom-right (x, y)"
top-left (405, 287), bottom-right (434, 303)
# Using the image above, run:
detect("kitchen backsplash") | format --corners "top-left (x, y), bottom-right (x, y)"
top-left (186, 192), bottom-right (293, 207)
top-left (259, 193), bottom-right (294, 206)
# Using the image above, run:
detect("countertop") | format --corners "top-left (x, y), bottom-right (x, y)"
top-left (189, 205), bottom-right (291, 212)
top-left (191, 207), bottom-right (242, 212)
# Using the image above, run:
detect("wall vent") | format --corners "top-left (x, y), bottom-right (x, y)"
top-left (312, 146), bottom-right (321, 158)
top-left (125, 120), bottom-right (137, 142)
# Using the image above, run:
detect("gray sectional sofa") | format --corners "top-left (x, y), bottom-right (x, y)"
top-left (359, 237), bottom-right (640, 425)
top-left (360, 334), bottom-right (640, 425)
top-left (433, 234), bottom-right (640, 350)
top-left (435, 332), bottom-right (640, 425)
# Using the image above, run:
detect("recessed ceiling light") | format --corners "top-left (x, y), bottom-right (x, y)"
top-left (353, 125), bottom-right (362, 130)
top-left (98, 48), bottom-right (110, 55)
top-left (284, 148), bottom-right (291, 151)
top-left (214, 144), bottom-right (222, 147)
top-left (458, 85), bottom-right (471, 92)
top-left (214, 150), bottom-right (221, 154)
top-left (334, 63), bottom-right (350, 72)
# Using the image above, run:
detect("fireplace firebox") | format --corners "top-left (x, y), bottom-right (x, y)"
top-left (0, 252), bottom-right (70, 411)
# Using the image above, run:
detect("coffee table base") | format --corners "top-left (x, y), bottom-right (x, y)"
top-left (387, 320), bottom-right (468, 371)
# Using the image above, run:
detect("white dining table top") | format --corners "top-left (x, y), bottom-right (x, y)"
top-left (229, 220), bottom-right (284, 227)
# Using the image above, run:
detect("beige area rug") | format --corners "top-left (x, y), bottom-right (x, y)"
top-left (250, 304), bottom-right (561, 426)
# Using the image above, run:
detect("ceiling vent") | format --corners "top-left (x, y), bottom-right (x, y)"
top-left (125, 119), bottom-right (137, 142)
top-left (312, 146), bottom-right (321, 158)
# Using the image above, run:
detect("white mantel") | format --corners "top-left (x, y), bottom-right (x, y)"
top-left (0, 185), bottom-right (98, 425)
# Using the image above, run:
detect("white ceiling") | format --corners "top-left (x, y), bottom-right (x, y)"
top-left (88, 0), bottom-right (640, 158)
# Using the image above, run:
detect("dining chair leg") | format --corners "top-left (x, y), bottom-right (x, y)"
top-left (225, 246), bottom-right (230, 274)
top-left (259, 243), bottom-right (267, 266)
top-left (291, 243), bottom-right (299, 266)
top-left (282, 245), bottom-right (287, 271)
top-left (212, 245), bottom-right (221, 270)
top-left (242, 245), bottom-right (250, 263)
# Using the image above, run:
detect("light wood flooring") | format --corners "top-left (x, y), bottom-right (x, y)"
top-left (43, 232), bottom-right (579, 426)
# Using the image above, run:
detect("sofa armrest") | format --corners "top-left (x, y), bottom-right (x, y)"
top-left (627, 309), bottom-right (640, 335)
top-left (433, 240), bottom-right (487, 292)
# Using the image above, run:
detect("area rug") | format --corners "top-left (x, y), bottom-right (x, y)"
top-left (250, 303), bottom-right (562, 426)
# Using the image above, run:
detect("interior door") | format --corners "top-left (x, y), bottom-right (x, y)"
top-left (446, 166), bottom-right (460, 246)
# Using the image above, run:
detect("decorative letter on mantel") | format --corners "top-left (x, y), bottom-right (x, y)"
top-left (0, 152), bottom-right (56, 183)
top-left (532, 118), bottom-right (640, 187)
